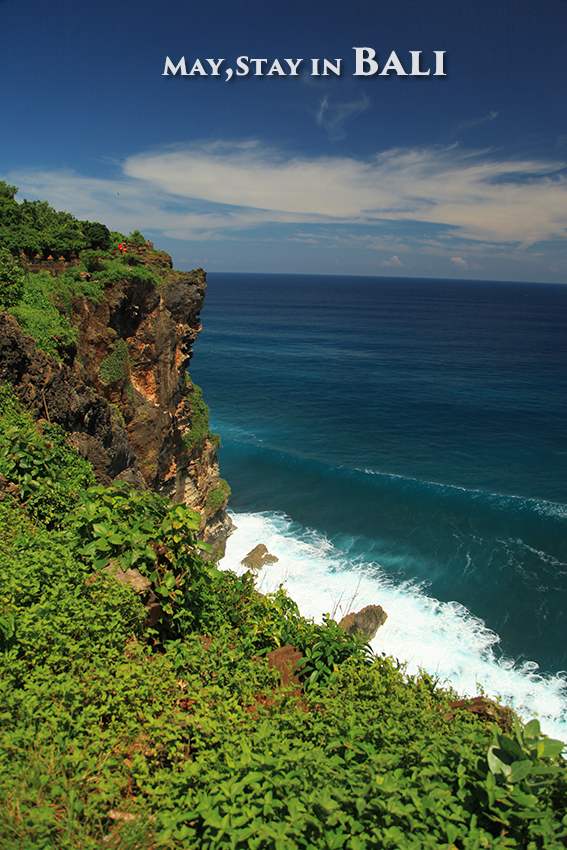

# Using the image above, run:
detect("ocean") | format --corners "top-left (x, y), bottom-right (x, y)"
top-left (190, 272), bottom-right (567, 741)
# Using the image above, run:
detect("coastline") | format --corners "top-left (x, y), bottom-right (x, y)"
top-left (219, 508), bottom-right (567, 743)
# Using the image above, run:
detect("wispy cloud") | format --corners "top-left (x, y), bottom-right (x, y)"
top-left (121, 141), bottom-right (567, 244)
top-left (458, 111), bottom-right (500, 131)
top-left (9, 141), bottom-right (567, 254)
top-left (316, 94), bottom-right (370, 140)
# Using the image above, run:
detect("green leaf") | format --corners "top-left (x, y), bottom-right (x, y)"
top-left (499, 734), bottom-right (526, 761)
top-left (509, 788), bottom-right (539, 808)
top-left (487, 746), bottom-right (512, 777)
top-left (524, 719), bottom-right (541, 739)
top-left (529, 764), bottom-right (561, 777)
top-left (507, 760), bottom-right (533, 783)
top-left (107, 533), bottom-right (124, 545)
top-left (537, 738), bottom-right (565, 759)
top-left (92, 556), bottom-right (110, 570)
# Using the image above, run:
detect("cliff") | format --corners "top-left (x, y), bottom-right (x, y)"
top-left (0, 245), bottom-right (232, 556)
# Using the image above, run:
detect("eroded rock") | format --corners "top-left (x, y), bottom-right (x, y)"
top-left (0, 312), bottom-right (145, 488)
top-left (338, 604), bottom-right (387, 640)
top-left (102, 561), bottom-right (151, 593)
top-left (0, 255), bottom-right (233, 557)
top-left (241, 544), bottom-right (279, 571)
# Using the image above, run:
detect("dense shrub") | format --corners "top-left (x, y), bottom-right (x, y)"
top-left (127, 229), bottom-right (147, 246)
top-left (0, 246), bottom-right (25, 308)
top-left (206, 478), bottom-right (231, 513)
top-left (183, 378), bottom-right (221, 452)
top-left (8, 270), bottom-right (77, 358)
top-left (0, 385), bottom-right (96, 527)
top-left (83, 221), bottom-right (111, 251)
top-left (0, 182), bottom-right (87, 260)
top-left (99, 338), bottom-right (131, 384)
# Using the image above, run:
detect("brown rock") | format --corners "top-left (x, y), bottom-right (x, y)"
top-left (145, 600), bottom-right (162, 628)
top-left (0, 312), bottom-right (145, 487)
top-left (445, 696), bottom-right (514, 732)
top-left (338, 604), bottom-right (387, 640)
top-left (102, 561), bottom-right (151, 593)
top-left (0, 253), bottom-right (234, 558)
top-left (266, 645), bottom-right (304, 689)
top-left (70, 263), bottom-right (232, 556)
top-left (241, 544), bottom-right (279, 571)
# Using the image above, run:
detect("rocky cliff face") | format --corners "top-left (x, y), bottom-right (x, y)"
top-left (0, 311), bottom-right (145, 488)
top-left (0, 248), bottom-right (232, 556)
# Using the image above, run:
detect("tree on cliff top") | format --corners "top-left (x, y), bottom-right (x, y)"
top-left (83, 220), bottom-right (111, 251)
top-left (0, 182), bottom-right (89, 259)
top-left (0, 246), bottom-right (25, 309)
top-left (0, 181), bottom-right (17, 200)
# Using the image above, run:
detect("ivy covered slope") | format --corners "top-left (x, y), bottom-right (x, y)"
top-left (1, 387), bottom-right (567, 850)
top-left (0, 180), bottom-right (231, 555)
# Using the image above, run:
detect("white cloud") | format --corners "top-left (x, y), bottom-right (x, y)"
top-left (451, 256), bottom-right (469, 268)
top-left (122, 142), bottom-right (567, 245)
top-left (9, 141), bottom-right (567, 256)
top-left (316, 94), bottom-right (371, 140)
top-left (380, 255), bottom-right (403, 267)
top-left (458, 111), bottom-right (500, 131)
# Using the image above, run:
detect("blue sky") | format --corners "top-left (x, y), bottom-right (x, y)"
top-left (1, 0), bottom-right (566, 281)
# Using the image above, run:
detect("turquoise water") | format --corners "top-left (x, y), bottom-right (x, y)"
top-left (191, 273), bottom-right (567, 738)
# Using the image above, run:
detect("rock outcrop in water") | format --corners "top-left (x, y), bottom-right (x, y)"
top-left (0, 247), bottom-right (232, 557)
top-left (338, 604), bottom-right (388, 640)
top-left (241, 544), bottom-right (279, 571)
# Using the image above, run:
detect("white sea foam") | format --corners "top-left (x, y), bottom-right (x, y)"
top-left (221, 510), bottom-right (567, 742)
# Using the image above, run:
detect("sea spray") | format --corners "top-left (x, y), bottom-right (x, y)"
top-left (221, 509), bottom-right (567, 742)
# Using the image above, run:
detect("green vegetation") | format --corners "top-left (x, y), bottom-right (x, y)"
top-left (0, 387), bottom-right (95, 529)
top-left (1, 189), bottom-right (566, 847)
top-left (210, 431), bottom-right (222, 449)
top-left (99, 339), bottom-right (131, 385)
top-left (0, 246), bottom-right (25, 308)
top-left (128, 229), bottom-right (147, 246)
top-left (0, 181), bottom-right (88, 260)
top-left (0, 382), bottom-right (566, 849)
top-left (83, 221), bottom-right (111, 251)
top-left (90, 257), bottom-right (161, 290)
top-left (0, 181), bottom-right (129, 261)
top-left (0, 182), bottom-right (164, 360)
top-left (206, 478), bottom-right (231, 513)
top-left (2, 249), bottom-right (163, 361)
top-left (183, 378), bottom-right (220, 452)
top-left (8, 269), bottom-right (77, 358)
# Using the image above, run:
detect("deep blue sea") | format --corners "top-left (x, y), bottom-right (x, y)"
top-left (190, 273), bottom-right (567, 740)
